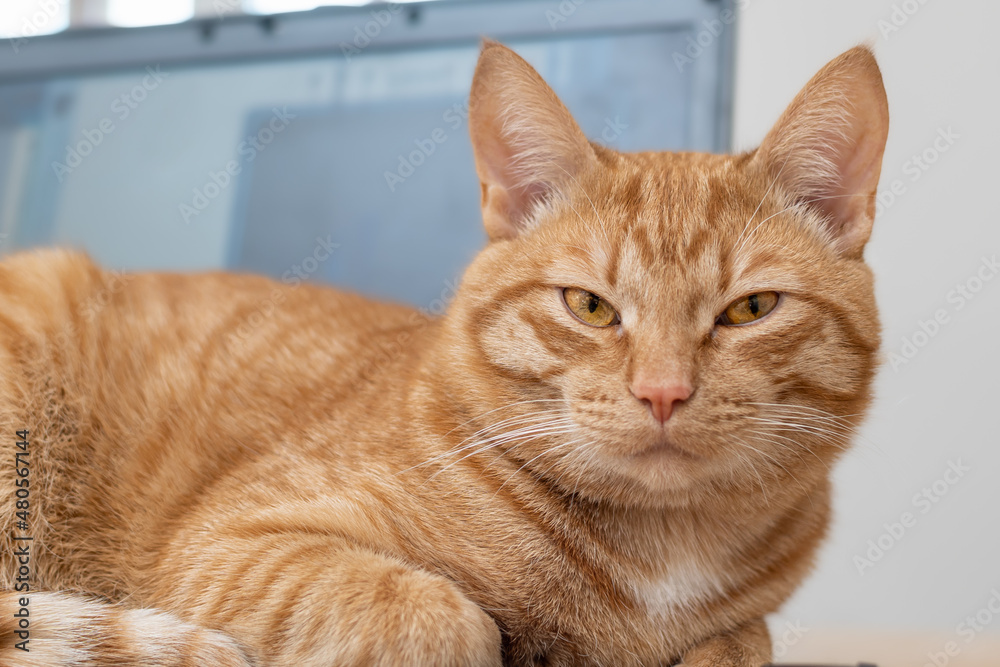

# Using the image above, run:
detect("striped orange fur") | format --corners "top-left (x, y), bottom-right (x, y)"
top-left (0, 42), bottom-right (888, 666)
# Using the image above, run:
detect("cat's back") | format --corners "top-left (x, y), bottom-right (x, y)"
top-left (0, 247), bottom-right (431, 487)
top-left (1, 248), bottom-right (433, 592)
top-left (0, 247), bottom-right (428, 375)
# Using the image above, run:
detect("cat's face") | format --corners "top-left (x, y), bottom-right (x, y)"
top-left (444, 43), bottom-right (887, 507)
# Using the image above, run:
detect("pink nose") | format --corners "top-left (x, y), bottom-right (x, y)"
top-left (631, 381), bottom-right (692, 424)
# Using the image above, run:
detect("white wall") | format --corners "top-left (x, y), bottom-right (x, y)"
top-left (733, 0), bottom-right (1000, 659)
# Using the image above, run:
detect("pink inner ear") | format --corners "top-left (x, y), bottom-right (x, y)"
top-left (815, 121), bottom-right (887, 249)
top-left (477, 136), bottom-right (553, 229)
top-left (468, 42), bottom-right (597, 241)
top-left (475, 135), bottom-right (556, 239)
top-left (512, 181), bottom-right (554, 222)
top-left (475, 119), bottom-right (589, 237)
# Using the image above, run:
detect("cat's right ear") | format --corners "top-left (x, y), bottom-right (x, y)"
top-left (469, 40), bottom-right (597, 241)
top-left (752, 46), bottom-right (889, 258)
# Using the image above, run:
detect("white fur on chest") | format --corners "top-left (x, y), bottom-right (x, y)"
top-left (629, 558), bottom-right (730, 617)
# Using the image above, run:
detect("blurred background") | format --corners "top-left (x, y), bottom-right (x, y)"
top-left (0, 0), bottom-right (732, 306)
top-left (0, 1), bottom-right (997, 665)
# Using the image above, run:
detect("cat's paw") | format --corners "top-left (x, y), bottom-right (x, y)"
top-left (189, 628), bottom-right (255, 666)
top-left (676, 618), bottom-right (771, 667)
top-left (282, 554), bottom-right (502, 667)
top-left (367, 565), bottom-right (503, 667)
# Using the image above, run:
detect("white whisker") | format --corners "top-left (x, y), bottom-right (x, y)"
top-left (394, 408), bottom-right (568, 476)
top-left (733, 153), bottom-right (789, 253)
top-left (733, 437), bottom-right (795, 481)
top-left (421, 420), bottom-right (578, 484)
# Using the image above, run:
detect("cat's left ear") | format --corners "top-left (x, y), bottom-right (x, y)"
top-left (469, 40), bottom-right (598, 241)
top-left (753, 46), bottom-right (889, 258)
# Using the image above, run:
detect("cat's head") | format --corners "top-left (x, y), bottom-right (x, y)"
top-left (439, 41), bottom-right (888, 508)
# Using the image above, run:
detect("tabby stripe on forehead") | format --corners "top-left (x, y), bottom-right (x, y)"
top-left (675, 173), bottom-right (714, 264)
top-left (680, 224), bottom-right (716, 268)
top-left (605, 238), bottom-right (621, 290)
top-left (741, 249), bottom-right (786, 277)
top-left (612, 172), bottom-right (646, 218)
top-left (706, 173), bottom-right (744, 294)
top-left (630, 220), bottom-right (659, 268)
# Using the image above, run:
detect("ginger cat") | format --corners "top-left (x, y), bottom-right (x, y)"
top-left (0, 41), bottom-right (887, 666)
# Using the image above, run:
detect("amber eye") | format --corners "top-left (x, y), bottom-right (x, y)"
top-left (562, 287), bottom-right (619, 327)
top-left (719, 291), bottom-right (780, 326)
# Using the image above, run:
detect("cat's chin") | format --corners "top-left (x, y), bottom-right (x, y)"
top-left (630, 436), bottom-right (701, 463)
top-left (586, 436), bottom-right (711, 503)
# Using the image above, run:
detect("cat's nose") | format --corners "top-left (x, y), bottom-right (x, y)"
top-left (630, 380), bottom-right (692, 424)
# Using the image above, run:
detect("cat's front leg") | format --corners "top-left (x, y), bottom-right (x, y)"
top-left (676, 618), bottom-right (771, 667)
top-left (154, 536), bottom-right (502, 667)
top-left (280, 548), bottom-right (502, 667)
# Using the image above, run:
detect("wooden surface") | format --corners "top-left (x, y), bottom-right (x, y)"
top-left (777, 627), bottom-right (1000, 666)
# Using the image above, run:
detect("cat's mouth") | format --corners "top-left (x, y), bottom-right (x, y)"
top-left (631, 436), bottom-right (701, 462)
